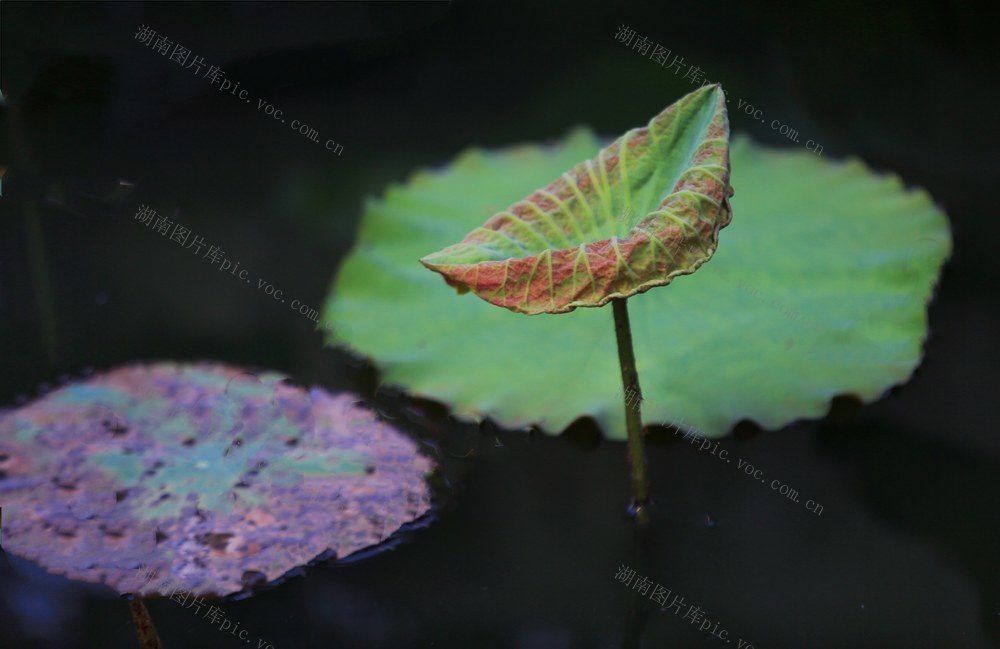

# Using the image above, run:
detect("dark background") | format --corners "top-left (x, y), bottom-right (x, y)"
top-left (1, 1), bottom-right (998, 648)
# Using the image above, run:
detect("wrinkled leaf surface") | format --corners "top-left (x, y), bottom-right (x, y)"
top-left (421, 85), bottom-right (732, 315)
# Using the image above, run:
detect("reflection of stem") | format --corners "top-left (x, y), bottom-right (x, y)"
top-left (622, 578), bottom-right (642, 648)
top-left (9, 100), bottom-right (58, 363)
top-left (23, 204), bottom-right (58, 362)
top-left (612, 298), bottom-right (649, 525)
top-left (128, 599), bottom-right (165, 649)
top-left (620, 509), bottom-right (651, 647)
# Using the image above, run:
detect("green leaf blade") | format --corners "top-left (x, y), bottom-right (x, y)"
top-left (323, 130), bottom-right (950, 442)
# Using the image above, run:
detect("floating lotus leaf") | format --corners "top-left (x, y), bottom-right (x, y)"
top-left (322, 127), bottom-right (950, 441)
top-left (0, 363), bottom-right (433, 597)
top-left (421, 85), bottom-right (732, 315)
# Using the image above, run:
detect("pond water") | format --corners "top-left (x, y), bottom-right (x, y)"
top-left (1, 2), bottom-right (997, 648)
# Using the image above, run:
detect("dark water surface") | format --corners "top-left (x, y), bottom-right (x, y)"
top-left (1, 2), bottom-right (998, 648)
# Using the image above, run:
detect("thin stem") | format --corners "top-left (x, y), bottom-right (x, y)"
top-left (128, 599), bottom-right (164, 649)
top-left (612, 297), bottom-right (649, 524)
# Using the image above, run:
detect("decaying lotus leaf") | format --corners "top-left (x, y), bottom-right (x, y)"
top-left (420, 84), bottom-right (732, 315)
top-left (0, 363), bottom-right (433, 597)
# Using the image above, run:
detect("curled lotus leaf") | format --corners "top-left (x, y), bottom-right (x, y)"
top-left (420, 84), bottom-right (733, 315)
top-left (0, 363), bottom-right (434, 597)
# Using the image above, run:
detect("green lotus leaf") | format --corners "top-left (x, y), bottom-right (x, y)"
top-left (0, 363), bottom-right (433, 597)
top-left (421, 85), bottom-right (733, 315)
top-left (322, 130), bottom-right (950, 441)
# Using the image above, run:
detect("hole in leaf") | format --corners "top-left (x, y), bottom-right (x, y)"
top-left (195, 532), bottom-right (234, 551)
top-left (103, 420), bottom-right (128, 436)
